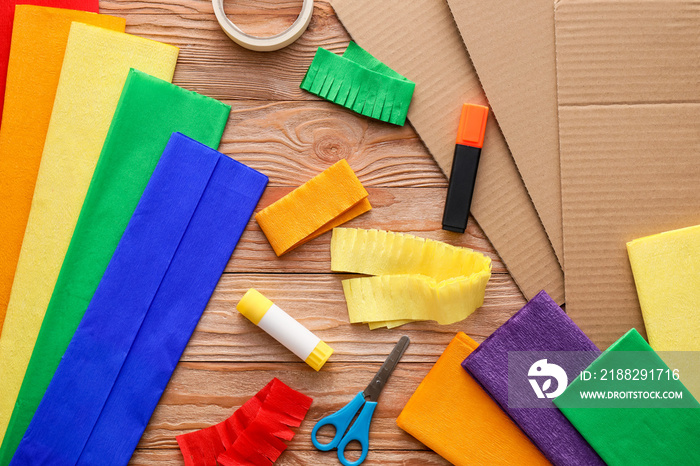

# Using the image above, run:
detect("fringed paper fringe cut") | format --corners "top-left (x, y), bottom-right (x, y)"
top-left (300, 42), bottom-right (415, 126)
top-left (255, 159), bottom-right (371, 256)
top-left (331, 228), bottom-right (491, 328)
top-left (176, 378), bottom-right (313, 466)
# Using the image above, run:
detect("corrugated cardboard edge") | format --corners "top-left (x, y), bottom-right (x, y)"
top-left (446, 0), bottom-right (563, 266)
top-left (331, 0), bottom-right (564, 304)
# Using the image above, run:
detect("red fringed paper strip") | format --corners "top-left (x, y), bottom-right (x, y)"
top-left (177, 378), bottom-right (313, 466)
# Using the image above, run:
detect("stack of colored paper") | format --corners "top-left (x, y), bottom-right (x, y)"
top-left (0, 5), bottom-right (273, 465)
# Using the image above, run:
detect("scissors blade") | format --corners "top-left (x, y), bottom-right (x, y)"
top-left (363, 336), bottom-right (410, 402)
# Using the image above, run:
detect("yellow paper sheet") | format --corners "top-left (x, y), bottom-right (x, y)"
top-left (627, 224), bottom-right (700, 351)
top-left (0, 22), bottom-right (178, 438)
top-left (331, 228), bottom-right (491, 328)
top-left (255, 159), bottom-right (371, 256)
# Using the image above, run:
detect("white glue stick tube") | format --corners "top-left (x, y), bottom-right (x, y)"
top-left (236, 288), bottom-right (333, 371)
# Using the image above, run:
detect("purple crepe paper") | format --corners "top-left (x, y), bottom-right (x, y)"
top-left (462, 290), bottom-right (604, 466)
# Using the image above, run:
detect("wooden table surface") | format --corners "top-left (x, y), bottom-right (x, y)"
top-left (97, 1), bottom-right (529, 464)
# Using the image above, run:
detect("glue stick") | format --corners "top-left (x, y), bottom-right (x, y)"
top-left (236, 289), bottom-right (333, 371)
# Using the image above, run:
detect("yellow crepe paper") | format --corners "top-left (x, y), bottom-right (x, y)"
top-left (627, 224), bottom-right (700, 351)
top-left (255, 159), bottom-right (371, 256)
top-left (331, 228), bottom-right (491, 328)
top-left (0, 22), bottom-right (177, 439)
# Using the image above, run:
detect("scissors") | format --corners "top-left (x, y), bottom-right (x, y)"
top-left (311, 336), bottom-right (410, 466)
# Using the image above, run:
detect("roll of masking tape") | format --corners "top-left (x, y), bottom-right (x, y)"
top-left (212, 0), bottom-right (314, 52)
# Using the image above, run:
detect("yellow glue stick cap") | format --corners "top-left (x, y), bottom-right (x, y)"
top-left (237, 288), bottom-right (273, 325)
top-left (305, 340), bottom-right (334, 371)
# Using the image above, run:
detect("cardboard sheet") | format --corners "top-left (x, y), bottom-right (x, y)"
top-left (555, 0), bottom-right (700, 347)
top-left (446, 0), bottom-right (563, 264)
top-left (332, 0), bottom-right (564, 304)
top-left (0, 22), bottom-right (177, 442)
top-left (0, 70), bottom-right (230, 465)
top-left (462, 291), bottom-right (603, 466)
top-left (0, 0), bottom-right (99, 127)
top-left (627, 225), bottom-right (700, 352)
top-left (554, 329), bottom-right (700, 466)
top-left (0, 6), bottom-right (124, 335)
top-left (397, 332), bottom-right (550, 466)
top-left (12, 133), bottom-right (268, 465)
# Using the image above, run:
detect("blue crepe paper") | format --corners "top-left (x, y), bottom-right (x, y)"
top-left (11, 133), bottom-right (268, 466)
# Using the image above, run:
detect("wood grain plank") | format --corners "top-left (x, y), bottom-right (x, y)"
top-left (225, 187), bottom-right (509, 274)
top-left (101, 0), bottom-right (329, 17)
top-left (95, 0), bottom-right (358, 100)
top-left (183, 273), bottom-right (525, 362)
top-left (220, 100), bottom-right (445, 188)
top-left (130, 448), bottom-right (449, 466)
top-left (135, 362), bottom-right (440, 453)
top-left (99, 1), bottom-right (347, 101)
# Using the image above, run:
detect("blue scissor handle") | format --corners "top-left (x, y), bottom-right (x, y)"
top-left (312, 392), bottom-right (366, 451)
top-left (336, 400), bottom-right (376, 466)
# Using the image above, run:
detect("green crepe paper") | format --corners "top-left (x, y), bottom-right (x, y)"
top-left (554, 329), bottom-right (700, 465)
top-left (0, 69), bottom-right (230, 465)
top-left (300, 41), bottom-right (415, 126)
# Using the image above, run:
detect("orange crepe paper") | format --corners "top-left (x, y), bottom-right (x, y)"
top-left (0, 6), bottom-right (125, 332)
top-left (0, 0), bottom-right (100, 127)
top-left (255, 159), bottom-right (371, 256)
top-left (397, 332), bottom-right (550, 465)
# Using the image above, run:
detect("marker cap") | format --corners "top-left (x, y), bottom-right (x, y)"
top-left (456, 104), bottom-right (489, 148)
top-left (236, 288), bottom-right (273, 325)
top-left (305, 340), bottom-right (334, 371)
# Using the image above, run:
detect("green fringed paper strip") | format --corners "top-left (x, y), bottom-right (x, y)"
top-left (300, 42), bottom-right (415, 125)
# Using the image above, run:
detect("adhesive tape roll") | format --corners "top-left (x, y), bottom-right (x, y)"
top-left (212, 0), bottom-right (314, 52)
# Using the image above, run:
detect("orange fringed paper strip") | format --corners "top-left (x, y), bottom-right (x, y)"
top-left (255, 159), bottom-right (371, 256)
top-left (0, 6), bottom-right (125, 333)
top-left (397, 333), bottom-right (550, 466)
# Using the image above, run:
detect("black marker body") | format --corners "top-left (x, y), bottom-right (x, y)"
top-left (442, 144), bottom-right (481, 233)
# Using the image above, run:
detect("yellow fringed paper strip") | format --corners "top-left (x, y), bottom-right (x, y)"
top-left (255, 159), bottom-right (371, 256)
top-left (627, 224), bottom-right (700, 351)
top-left (331, 228), bottom-right (491, 328)
top-left (0, 22), bottom-right (177, 438)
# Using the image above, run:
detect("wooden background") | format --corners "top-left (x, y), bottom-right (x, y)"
top-left (96, 0), bottom-right (529, 463)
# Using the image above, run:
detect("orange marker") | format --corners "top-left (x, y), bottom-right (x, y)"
top-left (442, 104), bottom-right (489, 233)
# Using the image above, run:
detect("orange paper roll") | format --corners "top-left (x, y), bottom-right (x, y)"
top-left (397, 333), bottom-right (550, 465)
top-left (0, 6), bottom-right (125, 332)
top-left (255, 159), bottom-right (371, 256)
